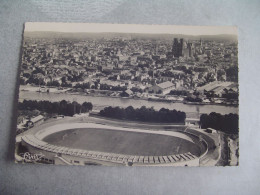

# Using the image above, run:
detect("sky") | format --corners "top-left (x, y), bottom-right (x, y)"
top-left (25, 22), bottom-right (237, 36)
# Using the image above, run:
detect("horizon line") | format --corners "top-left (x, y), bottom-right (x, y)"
top-left (24, 22), bottom-right (238, 36)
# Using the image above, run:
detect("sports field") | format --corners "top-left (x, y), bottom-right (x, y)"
top-left (43, 128), bottom-right (202, 156)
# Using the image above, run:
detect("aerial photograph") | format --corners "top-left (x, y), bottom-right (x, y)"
top-left (15, 23), bottom-right (239, 166)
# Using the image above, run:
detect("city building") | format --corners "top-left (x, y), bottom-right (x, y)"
top-left (172, 38), bottom-right (184, 58)
top-left (148, 81), bottom-right (175, 94)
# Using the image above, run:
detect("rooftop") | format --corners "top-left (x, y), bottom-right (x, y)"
top-left (31, 115), bottom-right (44, 123)
top-left (157, 81), bottom-right (174, 89)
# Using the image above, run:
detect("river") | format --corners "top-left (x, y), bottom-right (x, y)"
top-left (19, 90), bottom-right (238, 116)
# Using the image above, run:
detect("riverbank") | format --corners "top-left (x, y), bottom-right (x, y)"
top-left (19, 85), bottom-right (239, 107)
top-left (19, 85), bottom-right (239, 115)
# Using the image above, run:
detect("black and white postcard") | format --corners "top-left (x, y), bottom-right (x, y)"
top-left (15, 23), bottom-right (238, 166)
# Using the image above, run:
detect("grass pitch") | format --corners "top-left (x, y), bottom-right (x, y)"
top-left (43, 128), bottom-right (201, 156)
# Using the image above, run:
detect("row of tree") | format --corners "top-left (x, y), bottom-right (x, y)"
top-left (99, 106), bottom-right (186, 123)
top-left (185, 96), bottom-right (203, 102)
top-left (200, 112), bottom-right (238, 134)
top-left (74, 82), bottom-right (127, 91)
top-left (18, 100), bottom-right (93, 116)
top-left (168, 90), bottom-right (188, 96)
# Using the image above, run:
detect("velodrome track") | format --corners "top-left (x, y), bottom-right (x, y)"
top-left (186, 128), bottom-right (220, 165)
top-left (35, 123), bottom-right (194, 142)
top-left (17, 115), bottom-right (218, 166)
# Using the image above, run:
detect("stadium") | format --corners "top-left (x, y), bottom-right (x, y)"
top-left (16, 116), bottom-right (215, 166)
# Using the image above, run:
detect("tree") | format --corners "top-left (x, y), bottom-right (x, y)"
top-left (99, 106), bottom-right (186, 123)
top-left (200, 112), bottom-right (238, 134)
top-left (82, 102), bottom-right (93, 112)
top-left (19, 100), bottom-right (93, 116)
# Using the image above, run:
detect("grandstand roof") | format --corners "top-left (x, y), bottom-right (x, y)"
top-left (31, 115), bottom-right (44, 123)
